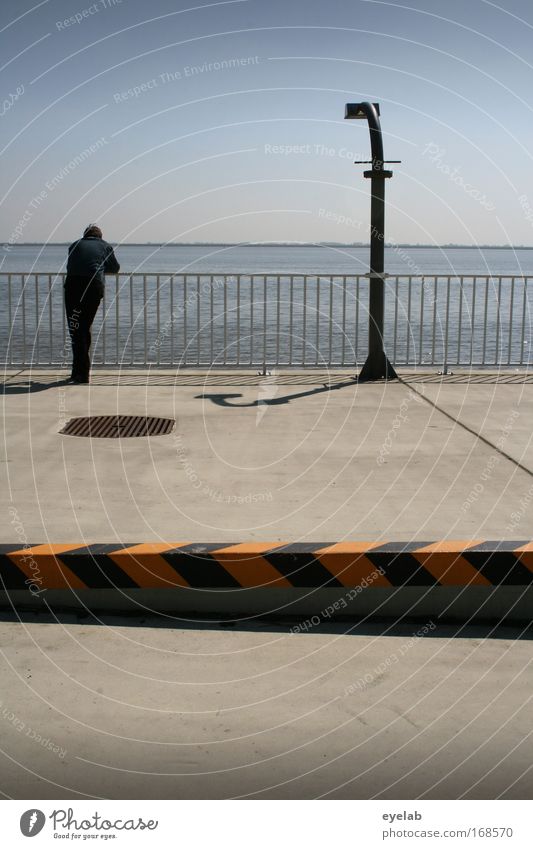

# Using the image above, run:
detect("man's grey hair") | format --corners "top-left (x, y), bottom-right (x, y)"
top-left (83, 224), bottom-right (102, 238)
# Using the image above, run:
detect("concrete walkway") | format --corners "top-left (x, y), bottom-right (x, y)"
top-left (0, 614), bottom-right (532, 799)
top-left (2, 370), bottom-right (532, 800)
top-left (2, 368), bottom-right (533, 543)
top-left (0, 613), bottom-right (531, 800)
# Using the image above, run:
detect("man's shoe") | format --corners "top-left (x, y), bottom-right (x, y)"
top-left (70, 375), bottom-right (89, 384)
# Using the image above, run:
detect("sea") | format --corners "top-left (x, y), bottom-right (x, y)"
top-left (2, 243), bottom-right (533, 276)
top-left (2, 244), bottom-right (533, 368)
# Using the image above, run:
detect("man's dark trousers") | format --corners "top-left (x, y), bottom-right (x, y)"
top-left (64, 276), bottom-right (103, 381)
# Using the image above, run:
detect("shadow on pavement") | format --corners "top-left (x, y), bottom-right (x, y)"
top-left (0, 609), bottom-right (531, 640)
top-left (196, 377), bottom-right (357, 407)
top-left (0, 378), bottom-right (72, 394)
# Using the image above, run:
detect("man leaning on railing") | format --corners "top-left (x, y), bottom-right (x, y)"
top-left (64, 224), bottom-right (120, 383)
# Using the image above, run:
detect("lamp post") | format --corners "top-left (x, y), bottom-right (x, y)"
top-left (345, 101), bottom-right (398, 381)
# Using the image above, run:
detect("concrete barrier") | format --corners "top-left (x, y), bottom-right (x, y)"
top-left (1, 541), bottom-right (532, 621)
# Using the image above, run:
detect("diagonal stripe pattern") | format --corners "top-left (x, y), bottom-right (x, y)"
top-left (1, 542), bottom-right (533, 591)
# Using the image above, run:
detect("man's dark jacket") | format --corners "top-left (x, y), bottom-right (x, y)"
top-left (66, 236), bottom-right (120, 290)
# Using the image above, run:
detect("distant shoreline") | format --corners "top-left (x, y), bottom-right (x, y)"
top-left (4, 243), bottom-right (533, 250)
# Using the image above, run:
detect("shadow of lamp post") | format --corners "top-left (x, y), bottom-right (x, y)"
top-left (345, 101), bottom-right (400, 381)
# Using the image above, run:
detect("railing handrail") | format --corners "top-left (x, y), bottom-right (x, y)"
top-left (2, 272), bottom-right (532, 280)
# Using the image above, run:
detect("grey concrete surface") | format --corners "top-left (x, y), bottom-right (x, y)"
top-left (2, 369), bottom-right (533, 543)
top-left (2, 373), bottom-right (532, 800)
top-left (0, 614), bottom-right (531, 800)
top-left (3, 587), bottom-right (533, 623)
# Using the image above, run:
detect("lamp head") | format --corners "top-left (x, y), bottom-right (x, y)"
top-left (344, 102), bottom-right (380, 119)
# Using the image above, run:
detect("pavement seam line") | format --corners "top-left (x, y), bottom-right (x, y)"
top-left (397, 376), bottom-right (533, 479)
top-left (1, 369), bottom-right (26, 384)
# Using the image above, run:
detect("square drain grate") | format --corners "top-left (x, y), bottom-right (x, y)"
top-left (60, 415), bottom-right (175, 438)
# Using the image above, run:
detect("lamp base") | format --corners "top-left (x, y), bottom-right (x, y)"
top-left (357, 352), bottom-right (398, 382)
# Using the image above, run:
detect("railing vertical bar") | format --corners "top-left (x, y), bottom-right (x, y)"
top-left (22, 275), bottom-right (26, 365)
top-left (62, 278), bottom-right (66, 356)
top-left (431, 277), bottom-right (438, 366)
top-left (482, 277), bottom-right (489, 365)
top-left (142, 275), bottom-right (147, 366)
top-left (210, 275), bottom-right (214, 365)
top-left (170, 275), bottom-right (174, 366)
top-left (316, 275), bottom-right (320, 367)
top-left (508, 276), bottom-right (515, 365)
top-left (341, 276), bottom-right (347, 365)
top-left (250, 275), bottom-right (254, 366)
top-left (457, 276), bottom-right (463, 365)
top-left (495, 275), bottom-right (502, 365)
top-left (328, 276), bottom-right (333, 366)
top-left (276, 275), bottom-right (281, 366)
top-left (443, 277), bottom-right (451, 373)
top-left (303, 275), bottom-right (307, 366)
top-left (393, 276), bottom-right (399, 363)
top-left (289, 276), bottom-right (293, 366)
top-left (237, 275), bottom-right (241, 365)
top-left (224, 275), bottom-right (228, 366)
top-left (470, 276), bottom-right (476, 366)
top-left (196, 275), bottom-right (201, 366)
top-left (406, 276), bottom-right (412, 365)
top-left (183, 276), bottom-right (188, 365)
top-left (155, 275), bottom-right (160, 366)
top-left (418, 277), bottom-right (424, 366)
top-left (8, 275), bottom-right (13, 366)
top-left (48, 275), bottom-right (53, 365)
top-left (520, 278), bottom-right (527, 366)
top-left (129, 275), bottom-right (134, 365)
top-left (262, 275), bottom-right (267, 372)
top-left (116, 275), bottom-right (120, 365)
top-left (356, 276), bottom-right (360, 361)
top-left (34, 274), bottom-right (39, 364)
top-left (102, 283), bottom-right (107, 364)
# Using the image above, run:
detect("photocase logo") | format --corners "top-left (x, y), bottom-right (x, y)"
top-left (20, 809), bottom-right (46, 837)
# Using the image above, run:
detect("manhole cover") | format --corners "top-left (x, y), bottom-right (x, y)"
top-left (60, 415), bottom-right (175, 438)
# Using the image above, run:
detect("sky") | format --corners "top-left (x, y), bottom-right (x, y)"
top-left (1, 0), bottom-right (533, 246)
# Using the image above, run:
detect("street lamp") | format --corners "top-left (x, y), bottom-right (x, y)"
top-left (345, 101), bottom-right (399, 381)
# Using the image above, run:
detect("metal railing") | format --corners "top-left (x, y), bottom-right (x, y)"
top-left (2, 272), bottom-right (532, 369)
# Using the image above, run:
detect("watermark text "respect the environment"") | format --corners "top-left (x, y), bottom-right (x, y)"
top-left (56, 0), bottom-right (122, 29)
top-left (113, 57), bottom-right (260, 102)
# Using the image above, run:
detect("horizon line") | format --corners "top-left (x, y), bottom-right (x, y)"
top-left (3, 242), bottom-right (533, 250)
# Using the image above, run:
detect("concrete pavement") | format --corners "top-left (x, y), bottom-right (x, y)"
top-left (1, 369), bottom-right (533, 800)
top-left (0, 612), bottom-right (531, 800)
top-left (2, 368), bottom-right (533, 543)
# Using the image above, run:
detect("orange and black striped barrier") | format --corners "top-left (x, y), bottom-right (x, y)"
top-left (1, 541), bottom-right (532, 592)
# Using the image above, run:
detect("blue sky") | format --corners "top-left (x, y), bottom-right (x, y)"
top-left (1, 0), bottom-right (533, 245)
